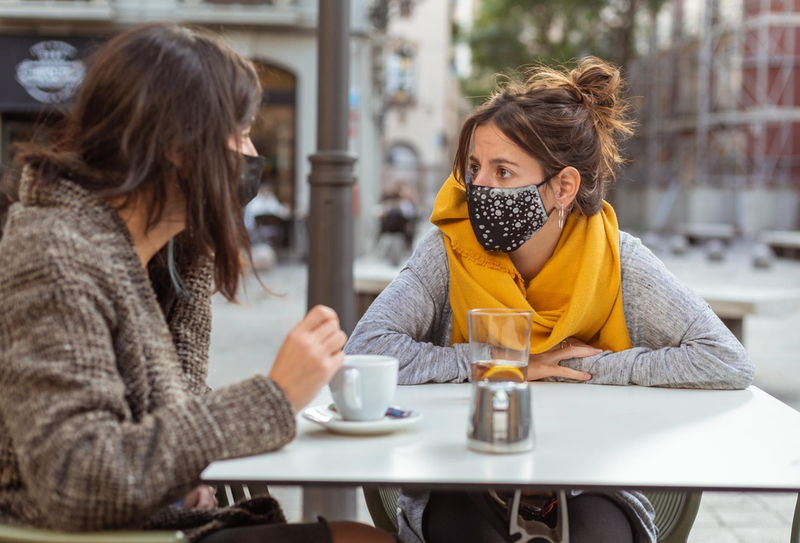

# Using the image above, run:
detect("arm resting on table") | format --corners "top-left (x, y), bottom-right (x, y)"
top-left (560, 234), bottom-right (754, 390)
top-left (347, 266), bottom-right (470, 385)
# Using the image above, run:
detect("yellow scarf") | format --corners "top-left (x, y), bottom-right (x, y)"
top-left (430, 175), bottom-right (632, 354)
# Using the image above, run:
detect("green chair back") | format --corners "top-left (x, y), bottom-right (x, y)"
top-left (642, 491), bottom-right (702, 543)
top-left (0, 525), bottom-right (183, 543)
top-left (363, 487), bottom-right (701, 542)
top-left (364, 487), bottom-right (402, 533)
top-left (0, 483), bottom-right (272, 543)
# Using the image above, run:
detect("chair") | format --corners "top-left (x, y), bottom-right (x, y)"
top-left (0, 525), bottom-right (184, 542)
top-left (215, 483), bottom-right (270, 507)
top-left (363, 487), bottom-right (702, 543)
top-left (0, 484), bottom-right (270, 543)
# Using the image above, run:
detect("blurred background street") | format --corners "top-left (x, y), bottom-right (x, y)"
top-left (3, 0), bottom-right (800, 540)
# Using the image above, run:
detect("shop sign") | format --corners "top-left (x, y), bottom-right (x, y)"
top-left (15, 41), bottom-right (86, 104)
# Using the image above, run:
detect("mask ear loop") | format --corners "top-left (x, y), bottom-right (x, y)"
top-left (168, 238), bottom-right (190, 299)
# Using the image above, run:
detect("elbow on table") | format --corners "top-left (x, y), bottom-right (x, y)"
top-left (719, 341), bottom-right (755, 389)
top-left (722, 358), bottom-right (755, 390)
top-left (701, 349), bottom-right (755, 390)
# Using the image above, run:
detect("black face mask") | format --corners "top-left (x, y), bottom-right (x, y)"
top-left (237, 154), bottom-right (266, 207)
top-left (466, 171), bottom-right (555, 253)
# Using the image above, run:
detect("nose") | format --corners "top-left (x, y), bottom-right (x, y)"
top-left (471, 170), bottom-right (501, 188)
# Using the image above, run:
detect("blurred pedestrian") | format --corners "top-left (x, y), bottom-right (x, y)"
top-left (377, 183), bottom-right (417, 249)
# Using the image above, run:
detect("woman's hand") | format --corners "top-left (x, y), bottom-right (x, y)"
top-left (268, 305), bottom-right (348, 413)
top-left (527, 338), bottom-right (602, 382)
top-left (181, 485), bottom-right (218, 510)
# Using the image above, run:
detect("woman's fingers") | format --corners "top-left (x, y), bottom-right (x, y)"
top-left (312, 319), bottom-right (340, 344)
top-left (565, 345), bottom-right (603, 359)
top-left (196, 486), bottom-right (217, 509)
top-left (553, 365), bottom-right (592, 381)
top-left (297, 305), bottom-right (339, 333)
top-left (545, 338), bottom-right (597, 353)
top-left (321, 329), bottom-right (348, 356)
top-left (182, 488), bottom-right (200, 508)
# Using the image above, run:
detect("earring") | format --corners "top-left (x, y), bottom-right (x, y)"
top-left (558, 206), bottom-right (565, 229)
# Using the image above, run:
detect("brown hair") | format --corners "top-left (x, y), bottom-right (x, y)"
top-left (9, 23), bottom-right (260, 301)
top-left (453, 57), bottom-right (635, 216)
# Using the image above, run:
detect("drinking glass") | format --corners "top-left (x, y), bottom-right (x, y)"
top-left (468, 308), bottom-right (533, 383)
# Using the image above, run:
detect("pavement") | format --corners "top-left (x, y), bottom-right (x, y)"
top-left (208, 238), bottom-right (800, 540)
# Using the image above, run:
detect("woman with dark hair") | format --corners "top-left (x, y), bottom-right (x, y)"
top-left (0, 23), bottom-right (392, 543)
top-left (345, 58), bottom-right (754, 543)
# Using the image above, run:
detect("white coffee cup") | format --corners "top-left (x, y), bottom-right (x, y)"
top-left (330, 355), bottom-right (399, 421)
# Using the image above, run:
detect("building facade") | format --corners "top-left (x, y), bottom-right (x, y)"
top-left (622, 0), bottom-right (800, 236)
top-left (379, 0), bottom-right (469, 226)
top-left (0, 0), bottom-right (383, 255)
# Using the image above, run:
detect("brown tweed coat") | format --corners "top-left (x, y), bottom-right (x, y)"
top-left (0, 170), bottom-right (296, 536)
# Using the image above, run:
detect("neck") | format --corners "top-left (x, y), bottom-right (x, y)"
top-left (508, 208), bottom-right (562, 283)
top-left (114, 197), bottom-right (186, 269)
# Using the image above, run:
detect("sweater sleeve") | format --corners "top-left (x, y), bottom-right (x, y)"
top-left (168, 254), bottom-right (215, 395)
top-left (345, 229), bottom-right (471, 384)
top-left (0, 253), bottom-right (295, 532)
top-left (559, 234), bottom-right (755, 390)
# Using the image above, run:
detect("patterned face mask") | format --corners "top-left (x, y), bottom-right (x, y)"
top-left (465, 171), bottom-right (555, 253)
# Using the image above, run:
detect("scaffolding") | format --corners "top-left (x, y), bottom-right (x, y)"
top-left (627, 0), bottom-right (800, 231)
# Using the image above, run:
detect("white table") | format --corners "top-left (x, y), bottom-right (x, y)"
top-left (203, 383), bottom-right (800, 493)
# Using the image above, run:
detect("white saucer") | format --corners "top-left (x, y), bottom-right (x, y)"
top-left (302, 405), bottom-right (423, 436)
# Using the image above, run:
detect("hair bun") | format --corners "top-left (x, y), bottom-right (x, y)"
top-left (569, 57), bottom-right (623, 110)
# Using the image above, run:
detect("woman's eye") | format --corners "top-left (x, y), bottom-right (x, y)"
top-left (468, 164), bottom-right (480, 175)
top-left (497, 167), bottom-right (512, 179)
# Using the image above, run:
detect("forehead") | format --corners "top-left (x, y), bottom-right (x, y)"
top-left (471, 123), bottom-right (542, 168)
top-left (473, 124), bottom-right (531, 159)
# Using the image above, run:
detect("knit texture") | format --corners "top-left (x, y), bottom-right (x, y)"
top-left (0, 170), bottom-right (296, 538)
top-left (346, 226), bottom-right (755, 543)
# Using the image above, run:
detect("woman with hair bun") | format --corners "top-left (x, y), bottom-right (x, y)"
top-left (346, 57), bottom-right (754, 543)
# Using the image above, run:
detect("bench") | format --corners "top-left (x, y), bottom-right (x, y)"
top-left (353, 258), bottom-right (405, 318)
top-left (675, 222), bottom-right (737, 244)
top-left (692, 286), bottom-right (800, 342)
top-left (760, 230), bottom-right (800, 259)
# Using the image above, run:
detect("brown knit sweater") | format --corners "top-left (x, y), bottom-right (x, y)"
top-left (0, 170), bottom-right (296, 534)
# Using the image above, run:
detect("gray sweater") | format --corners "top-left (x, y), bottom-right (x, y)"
top-left (346, 227), bottom-right (754, 543)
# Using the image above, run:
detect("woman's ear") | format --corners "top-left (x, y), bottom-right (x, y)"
top-left (553, 167), bottom-right (580, 209)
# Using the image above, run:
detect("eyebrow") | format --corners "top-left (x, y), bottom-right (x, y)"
top-left (469, 155), bottom-right (520, 168)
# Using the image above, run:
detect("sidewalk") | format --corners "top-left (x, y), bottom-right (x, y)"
top-left (208, 243), bottom-right (800, 539)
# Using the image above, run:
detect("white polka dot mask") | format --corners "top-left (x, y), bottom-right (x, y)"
top-left (465, 173), bottom-right (554, 253)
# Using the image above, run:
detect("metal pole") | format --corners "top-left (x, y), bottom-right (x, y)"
top-left (306, 0), bottom-right (357, 334)
top-left (303, 0), bottom-right (359, 522)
